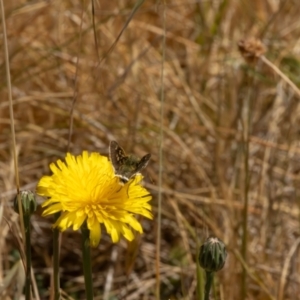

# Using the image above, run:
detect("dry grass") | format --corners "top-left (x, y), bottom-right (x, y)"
top-left (1, 0), bottom-right (300, 299)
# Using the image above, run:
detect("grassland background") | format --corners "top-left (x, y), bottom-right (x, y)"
top-left (1, 0), bottom-right (300, 299)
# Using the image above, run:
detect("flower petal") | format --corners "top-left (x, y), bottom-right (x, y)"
top-left (89, 222), bottom-right (101, 247)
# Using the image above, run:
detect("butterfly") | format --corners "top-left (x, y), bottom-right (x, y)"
top-left (109, 141), bottom-right (151, 184)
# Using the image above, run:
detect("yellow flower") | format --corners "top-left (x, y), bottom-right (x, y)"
top-left (36, 151), bottom-right (152, 247)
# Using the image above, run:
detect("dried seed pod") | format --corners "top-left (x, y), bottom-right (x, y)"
top-left (238, 37), bottom-right (266, 64)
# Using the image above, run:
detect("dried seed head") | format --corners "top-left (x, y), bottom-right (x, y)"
top-left (199, 237), bottom-right (227, 273)
top-left (238, 37), bottom-right (266, 64)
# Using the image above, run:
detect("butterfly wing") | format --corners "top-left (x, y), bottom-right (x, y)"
top-left (134, 153), bottom-right (151, 173)
top-left (109, 141), bottom-right (127, 172)
top-left (109, 141), bottom-right (151, 183)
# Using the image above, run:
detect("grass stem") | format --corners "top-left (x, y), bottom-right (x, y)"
top-left (24, 213), bottom-right (32, 300)
top-left (81, 223), bottom-right (94, 300)
top-left (196, 258), bottom-right (204, 300)
top-left (53, 212), bottom-right (61, 300)
top-left (156, 1), bottom-right (166, 299)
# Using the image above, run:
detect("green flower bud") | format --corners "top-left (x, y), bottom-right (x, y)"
top-left (14, 191), bottom-right (37, 216)
top-left (199, 237), bottom-right (227, 272)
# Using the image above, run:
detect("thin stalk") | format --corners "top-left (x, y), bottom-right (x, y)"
top-left (196, 256), bottom-right (204, 300)
top-left (241, 113), bottom-right (250, 297)
top-left (241, 118), bottom-right (250, 300)
top-left (204, 271), bottom-right (214, 300)
top-left (24, 214), bottom-right (32, 300)
top-left (241, 63), bottom-right (257, 299)
top-left (0, 0), bottom-right (25, 241)
top-left (195, 234), bottom-right (204, 300)
top-left (212, 276), bottom-right (217, 300)
top-left (260, 55), bottom-right (300, 99)
top-left (156, 2), bottom-right (166, 299)
top-left (298, 190), bottom-right (300, 237)
top-left (97, 0), bottom-right (146, 67)
top-left (81, 224), bottom-right (94, 300)
top-left (67, 2), bottom-right (83, 152)
top-left (53, 212), bottom-right (61, 300)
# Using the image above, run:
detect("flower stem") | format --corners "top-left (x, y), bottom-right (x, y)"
top-left (204, 271), bottom-right (214, 300)
top-left (24, 213), bottom-right (32, 300)
top-left (81, 223), bottom-right (94, 300)
top-left (53, 212), bottom-right (61, 300)
top-left (196, 261), bottom-right (204, 300)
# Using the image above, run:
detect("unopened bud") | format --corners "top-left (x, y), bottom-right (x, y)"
top-left (199, 237), bottom-right (227, 272)
top-left (14, 191), bottom-right (37, 215)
